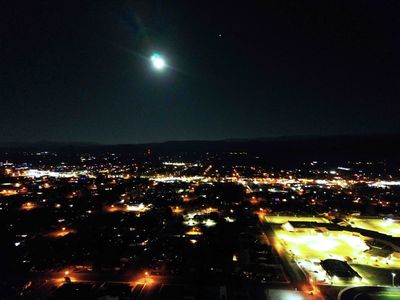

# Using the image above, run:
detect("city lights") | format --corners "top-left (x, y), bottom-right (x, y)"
top-left (2, 152), bottom-right (400, 298)
top-left (2, 1), bottom-right (399, 298)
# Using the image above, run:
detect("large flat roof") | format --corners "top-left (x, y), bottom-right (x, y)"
top-left (321, 259), bottom-right (360, 279)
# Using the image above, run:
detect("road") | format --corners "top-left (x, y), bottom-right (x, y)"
top-left (258, 213), bottom-right (324, 300)
top-left (258, 214), bottom-right (309, 287)
top-left (338, 286), bottom-right (400, 300)
top-left (24, 269), bottom-right (186, 299)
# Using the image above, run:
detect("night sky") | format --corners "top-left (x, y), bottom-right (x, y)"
top-left (1, 0), bottom-right (399, 144)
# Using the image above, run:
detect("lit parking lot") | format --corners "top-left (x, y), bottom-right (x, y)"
top-left (348, 217), bottom-right (400, 238)
top-left (269, 217), bottom-right (400, 286)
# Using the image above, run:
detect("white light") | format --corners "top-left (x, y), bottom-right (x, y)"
top-left (204, 219), bottom-right (216, 227)
top-left (151, 53), bottom-right (166, 70)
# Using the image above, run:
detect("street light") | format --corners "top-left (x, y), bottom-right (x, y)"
top-left (392, 272), bottom-right (396, 287)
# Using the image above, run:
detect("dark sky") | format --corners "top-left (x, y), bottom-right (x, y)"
top-left (1, 0), bottom-right (399, 144)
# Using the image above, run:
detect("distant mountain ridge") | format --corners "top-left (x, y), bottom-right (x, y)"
top-left (0, 134), bottom-right (399, 164)
top-left (0, 140), bottom-right (100, 148)
top-left (1, 133), bottom-right (399, 148)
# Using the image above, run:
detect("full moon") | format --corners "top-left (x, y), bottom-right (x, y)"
top-left (150, 53), bottom-right (166, 70)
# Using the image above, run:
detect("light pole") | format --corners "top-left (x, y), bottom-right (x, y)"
top-left (392, 272), bottom-right (396, 287)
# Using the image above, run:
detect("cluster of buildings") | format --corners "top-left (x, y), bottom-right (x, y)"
top-left (0, 153), bottom-right (399, 299)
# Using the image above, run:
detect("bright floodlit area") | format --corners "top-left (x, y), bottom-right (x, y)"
top-left (277, 231), bottom-right (370, 261)
top-left (266, 289), bottom-right (308, 300)
top-left (265, 215), bottom-right (330, 224)
top-left (348, 217), bottom-right (400, 238)
top-left (269, 216), bottom-right (400, 286)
